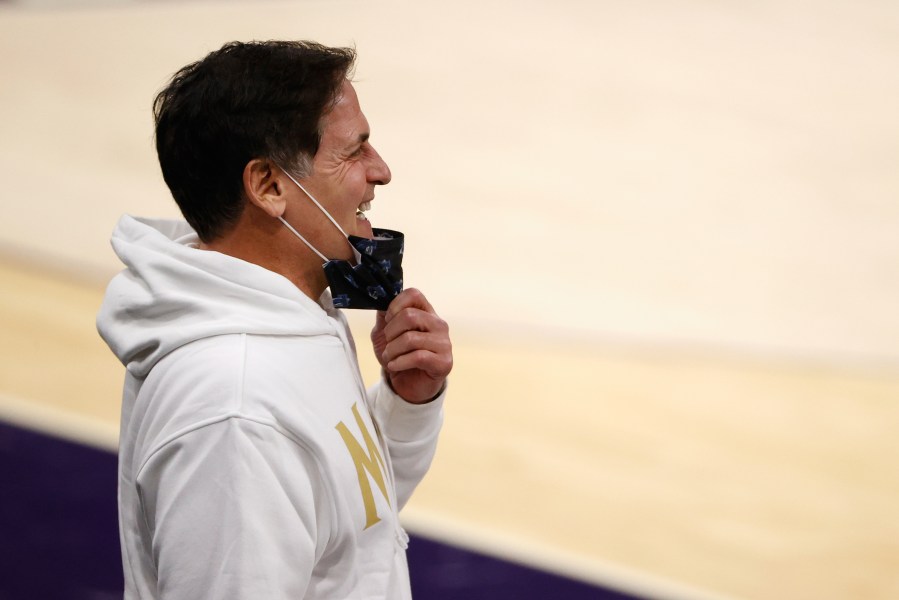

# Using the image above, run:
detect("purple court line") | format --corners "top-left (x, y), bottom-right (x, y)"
top-left (0, 420), bottom-right (643, 600)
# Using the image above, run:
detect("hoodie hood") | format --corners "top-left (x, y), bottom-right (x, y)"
top-left (97, 215), bottom-right (339, 377)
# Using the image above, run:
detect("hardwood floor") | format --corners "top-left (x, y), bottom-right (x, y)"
top-left (2, 259), bottom-right (897, 600)
top-left (1, 1), bottom-right (897, 598)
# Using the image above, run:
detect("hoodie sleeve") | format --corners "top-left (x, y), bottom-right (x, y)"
top-left (136, 417), bottom-right (330, 599)
top-left (368, 380), bottom-right (445, 509)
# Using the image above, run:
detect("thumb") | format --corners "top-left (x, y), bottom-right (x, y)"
top-left (373, 310), bottom-right (387, 335)
top-left (371, 310), bottom-right (388, 364)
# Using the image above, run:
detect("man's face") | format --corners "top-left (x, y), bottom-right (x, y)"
top-left (293, 80), bottom-right (391, 260)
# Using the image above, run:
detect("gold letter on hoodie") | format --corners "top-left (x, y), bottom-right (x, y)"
top-left (336, 403), bottom-right (391, 530)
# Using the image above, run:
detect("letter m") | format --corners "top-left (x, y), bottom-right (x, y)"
top-left (336, 403), bottom-right (391, 530)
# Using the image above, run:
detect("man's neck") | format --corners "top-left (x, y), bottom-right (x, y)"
top-left (199, 210), bottom-right (328, 302)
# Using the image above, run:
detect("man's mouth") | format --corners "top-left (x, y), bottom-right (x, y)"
top-left (356, 201), bottom-right (371, 221)
top-left (355, 201), bottom-right (374, 238)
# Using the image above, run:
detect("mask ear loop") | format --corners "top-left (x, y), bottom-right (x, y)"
top-left (277, 216), bottom-right (329, 265)
top-left (278, 165), bottom-right (363, 264)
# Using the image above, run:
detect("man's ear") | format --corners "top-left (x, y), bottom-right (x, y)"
top-left (243, 159), bottom-right (287, 218)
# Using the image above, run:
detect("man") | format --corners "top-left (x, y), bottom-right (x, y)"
top-left (97, 41), bottom-right (452, 599)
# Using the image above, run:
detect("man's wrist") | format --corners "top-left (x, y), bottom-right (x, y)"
top-left (413, 381), bottom-right (447, 405)
top-left (383, 371), bottom-right (446, 405)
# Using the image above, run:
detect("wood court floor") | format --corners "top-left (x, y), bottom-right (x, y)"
top-left (3, 256), bottom-right (898, 600)
top-left (2, 1), bottom-right (898, 599)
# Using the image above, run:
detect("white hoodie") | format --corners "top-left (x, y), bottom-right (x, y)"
top-left (97, 215), bottom-right (444, 600)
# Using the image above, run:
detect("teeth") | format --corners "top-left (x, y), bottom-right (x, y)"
top-left (359, 201), bottom-right (372, 212)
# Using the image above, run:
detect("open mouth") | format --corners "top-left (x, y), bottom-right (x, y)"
top-left (355, 201), bottom-right (374, 238)
top-left (356, 201), bottom-right (371, 221)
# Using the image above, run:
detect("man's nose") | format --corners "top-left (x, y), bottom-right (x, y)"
top-left (368, 147), bottom-right (392, 185)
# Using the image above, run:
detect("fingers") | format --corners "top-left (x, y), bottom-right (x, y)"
top-left (381, 329), bottom-right (452, 373)
top-left (383, 307), bottom-right (447, 345)
top-left (384, 288), bottom-right (434, 323)
top-left (380, 288), bottom-right (453, 380)
top-left (387, 350), bottom-right (454, 382)
top-left (381, 289), bottom-right (445, 342)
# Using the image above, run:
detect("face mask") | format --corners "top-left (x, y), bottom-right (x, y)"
top-left (276, 167), bottom-right (404, 310)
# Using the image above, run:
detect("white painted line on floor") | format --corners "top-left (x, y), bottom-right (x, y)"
top-left (0, 392), bottom-right (118, 452)
top-left (0, 389), bottom-right (732, 600)
top-left (401, 506), bottom-right (736, 600)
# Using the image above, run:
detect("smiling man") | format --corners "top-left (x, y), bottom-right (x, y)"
top-left (97, 41), bottom-right (452, 599)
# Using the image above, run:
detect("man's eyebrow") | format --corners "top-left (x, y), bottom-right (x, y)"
top-left (344, 132), bottom-right (369, 153)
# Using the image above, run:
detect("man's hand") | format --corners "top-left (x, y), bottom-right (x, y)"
top-left (370, 288), bottom-right (452, 404)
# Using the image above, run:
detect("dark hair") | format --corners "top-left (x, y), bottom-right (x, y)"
top-left (153, 40), bottom-right (356, 242)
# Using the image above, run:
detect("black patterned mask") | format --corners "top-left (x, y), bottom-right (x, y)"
top-left (323, 229), bottom-right (404, 310)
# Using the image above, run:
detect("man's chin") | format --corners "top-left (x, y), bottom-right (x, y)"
top-left (355, 217), bottom-right (374, 239)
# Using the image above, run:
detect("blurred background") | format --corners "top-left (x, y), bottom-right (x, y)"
top-left (1, 0), bottom-right (897, 599)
